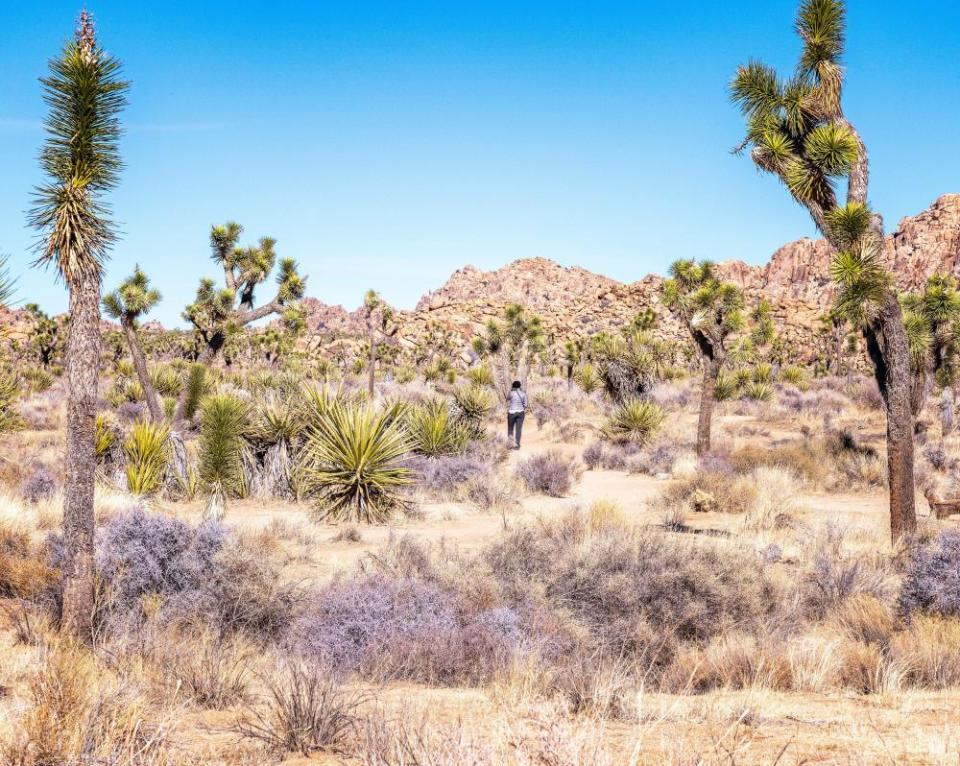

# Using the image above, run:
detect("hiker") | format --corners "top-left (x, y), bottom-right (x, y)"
top-left (507, 380), bottom-right (528, 449)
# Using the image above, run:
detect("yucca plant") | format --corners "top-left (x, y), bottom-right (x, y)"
top-left (781, 365), bottom-right (808, 388)
top-left (407, 398), bottom-right (471, 456)
top-left (466, 364), bottom-right (495, 388)
top-left (574, 363), bottom-right (601, 394)
top-left (752, 362), bottom-right (774, 385)
top-left (181, 364), bottom-right (207, 423)
top-left (123, 419), bottom-right (171, 495)
top-left (743, 381), bottom-right (774, 403)
top-left (0, 371), bottom-right (22, 434)
top-left (452, 385), bottom-right (495, 432)
top-left (249, 394), bottom-right (302, 499)
top-left (94, 413), bottom-right (118, 464)
top-left (300, 400), bottom-right (412, 523)
top-left (28, 11), bottom-right (129, 638)
top-left (149, 364), bottom-right (182, 397)
top-left (198, 394), bottom-right (250, 519)
top-left (601, 399), bottom-right (667, 445)
top-left (713, 372), bottom-right (737, 402)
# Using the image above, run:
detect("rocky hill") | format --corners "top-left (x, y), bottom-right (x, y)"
top-left (300, 196), bottom-right (960, 361)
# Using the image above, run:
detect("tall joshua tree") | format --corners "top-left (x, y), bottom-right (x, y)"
top-left (28, 11), bottom-right (128, 639)
top-left (663, 259), bottom-right (744, 456)
top-left (472, 304), bottom-right (546, 401)
top-left (361, 289), bottom-right (397, 399)
top-left (731, 0), bottom-right (916, 539)
top-left (103, 266), bottom-right (163, 420)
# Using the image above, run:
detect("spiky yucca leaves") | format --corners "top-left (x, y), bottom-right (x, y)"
top-left (181, 364), bottom-right (208, 422)
top-left (406, 398), bottom-right (472, 456)
top-left (198, 394), bottom-right (250, 519)
top-left (248, 394), bottom-right (302, 500)
top-left (300, 400), bottom-right (412, 523)
top-left (744, 381), bottom-right (774, 402)
top-left (123, 419), bottom-right (171, 495)
top-left (574, 363), bottom-right (601, 394)
top-left (601, 399), bottom-right (666, 445)
top-left (452, 385), bottom-right (495, 437)
top-left (149, 364), bottom-right (182, 396)
top-left (0, 371), bottom-right (22, 433)
top-left (589, 329), bottom-right (673, 402)
top-left (713, 372), bottom-right (737, 401)
top-left (0, 254), bottom-right (15, 308)
top-left (94, 413), bottom-right (118, 463)
top-left (466, 364), bottom-right (495, 388)
top-left (102, 266), bottom-right (160, 322)
top-left (901, 275), bottom-right (960, 414)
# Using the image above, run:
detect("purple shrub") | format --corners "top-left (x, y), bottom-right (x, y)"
top-left (96, 508), bottom-right (226, 609)
top-left (405, 454), bottom-right (489, 496)
top-left (289, 575), bottom-right (520, 683)
top-left (899, 530), bottom-right (960, 618)
top-left (648, 383), bottom-right (691, 411)
top-left (515, 450), bottom-right (581, 497)
top-left (582, 442), bottom-right (604, 470)
top-left (18, 464), bottom-right (58, 504)
top-left (625, 444), bottom-right (680, 476)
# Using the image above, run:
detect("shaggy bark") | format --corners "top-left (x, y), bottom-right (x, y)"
top-left (696, 357), bottom-right (720, 457)
top-left (940, 387), bottom-right (954, 442)
top-left (865, 292), bottom-right (917, 540)
top-left (122, 318), bottom-right (163, 420)
top-left (61, 270), bottom-right (101, 641)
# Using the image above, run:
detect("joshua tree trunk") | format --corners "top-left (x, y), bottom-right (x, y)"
top-left (697, 356), bottom-right (720, 457)
top-left (368, 331), bottom-right (376, 399)
top-left (865, 292), bottom-right (917, 541)
top-left (61, 271), bottom-right (101, 641)
top-left (122, 318), bottom-right (162, 421)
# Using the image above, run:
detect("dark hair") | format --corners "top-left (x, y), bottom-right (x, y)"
top-left (512, 380), bottom-right (522, 389)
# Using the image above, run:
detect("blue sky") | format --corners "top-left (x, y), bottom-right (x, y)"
top-left (2, 1), bottom-right (958, 326)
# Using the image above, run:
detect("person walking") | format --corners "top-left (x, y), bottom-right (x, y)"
top-left (507, 380), bottom-right (528, 449)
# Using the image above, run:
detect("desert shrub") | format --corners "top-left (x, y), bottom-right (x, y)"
top-left (291, 574), bottom-right (520, 684)
top-left (161, 629), bottom-right (252, 709)
top-left (0, 520), bottom-right (58, 600)
top-left (600, 399), bottom-right (666, 445)
top-left (800, 525), bottom-right (892, 619)
top-left (405, 453), bottom-right (489, 497)
top-left (890, 616), bottom-right (960, 689)
top-left (451, 385), bottom-right (495, 436)
top-left (848, 375), bottom-right (884, 410)
top-left (647, 382), bottom-right (691, 410)
top-left (751, 362), bottom-right (773, 384)
top-left (300, 400), bottom-right (412, 523)
top-left (624, 443), bottom-right (682, 476)
top-left (515, 450), bottom-right (582, 497)
top-left (123, 419), bottom-right (171, 495)
top-left (466, 364), bottom-right (494, 388)
top-left (18, 464), bottom-right (57, 504)
top-left (730, 439), bottom-right (829, 487)
top-left (233, 661), bottom-right (365, 757)
top-left (899, 529), bottom-right (960, 618)
top-left (485, 515), bottom-right (778, 650)
top-left (659, 470), bottom-right (756, 516)
top-left (742, 466), bottom-right (800, 531)
top-left (582, 441), bottom-right (604, 470)
top-left (407, 398), bottom-right (471, 456)
top-left (1, 643), bottom-right (177, 766)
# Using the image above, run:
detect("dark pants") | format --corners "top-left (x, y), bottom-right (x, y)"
top-left (507, 412), bottom-right (525, 447)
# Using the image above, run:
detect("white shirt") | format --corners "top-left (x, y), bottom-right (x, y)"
top-left (507, 389), bottom-right (528, 414)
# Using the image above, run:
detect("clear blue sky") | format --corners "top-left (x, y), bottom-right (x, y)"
top-left (2, 1), bottom-right (957, 326)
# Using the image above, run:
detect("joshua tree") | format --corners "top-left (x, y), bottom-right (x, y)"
top-left (562, 339), bottom-right (583, 390)
top-left (472, 304), bottom-right (546, 401)
top-left (662, 259), bottom-right (744, 456)
top-left (731, 0), bottom-right (916, 539)
top-left (175, 223), bottom-right (305, 420)
top-left (0, 255), bottom-right (14, 308)
top-left (21, 303), bottom-right (62, 368)
top-left (28, 11), bottom-right (128, 639)
top-left (901, 275), bottom-right (960, 421)
top-left (103, 266), bottom-right (163, 420)
top-left (361, 289), bottom-right (397, 398)
top-left (182, 223), bottom-right (306, 365)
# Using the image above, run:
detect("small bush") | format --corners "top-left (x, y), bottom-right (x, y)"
top-left (18, 465), bottom-right (57, 504)
top-left (234, 662), bottom-right (364, 757)
top-left (582, 441), bottom-right (604, 470)
top-left (407, 398), bottom-right (471, 456)
top-left (899, 529), bottom-right (960, 618)
top-left (515, 450), bottom-right (582, 497)
top-left (743, 380), bottom-right (774, 402)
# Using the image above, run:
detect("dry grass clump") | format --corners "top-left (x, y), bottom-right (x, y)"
top-left (0, 517), bottom-right (58, 601)
top-left (1, 641), bottom-right (179, 766)
top-left (658, 469), bottom-right (757, 516)
top-left (515, 449), bottom-right (583, 497)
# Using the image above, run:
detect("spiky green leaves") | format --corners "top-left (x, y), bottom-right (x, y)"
top-left (103, 266), bottom-right (161, 323)
top-left (277, 259), bottom-right (306, 304)
top-left (804, 123), bottom-right (858, 175)
top-left (30, 13), bottom-right (128, 281)
top-left (601, 399), bottom-right (666, 445)
top-left (123, 419), bottom-right (171, 495)
top-left (830, 238), bottom-right (890, 327)
top-left (0, 255), bottom-right (15, 308)
top-left (663, 259), bottom-right (745, 360)
top-left (300, 400), bottom-right (412, 523)
top-left (731, 61), bottom-right (782, 119)
top-left (824, 203), bottom-right (872, 249)
top-left (198, 393), bottom-right (250, 502)
top-left (795, 0), bottom-right (845, 77)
